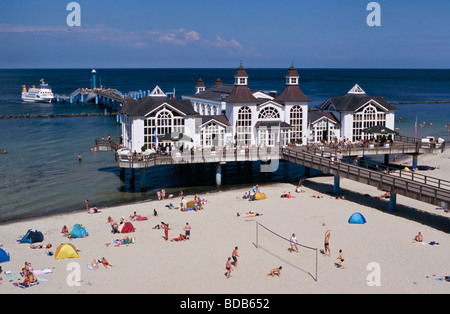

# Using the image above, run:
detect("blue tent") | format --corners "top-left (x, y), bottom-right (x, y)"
top-left (20, 229), bottom-right (44, 244)
top-left (0, 248), bottom-right (10, 263)
top-left (70, 224), bottom-right (89, 238)
top-left (348, 213), bottom-right (367, 224)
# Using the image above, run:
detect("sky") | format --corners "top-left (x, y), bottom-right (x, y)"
top-left (0, 0), bottom-right (449, 68)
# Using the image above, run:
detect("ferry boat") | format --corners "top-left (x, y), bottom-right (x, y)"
top-left (21, 79), bottom-right (55, 103)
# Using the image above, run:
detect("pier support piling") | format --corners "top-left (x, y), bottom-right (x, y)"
top-left (334, 175), bottom-right (340, 195)
top-left (216, 163), bottom-right (222, 187)
top-left (140, 168), bottom-right (147, 192)
top-left (384, 153), bottom-right (390, 165)
top-left (130, 168), bottom-right (135, 191)
top-left (120, 168), bottom-right (125, 182)
top-left (304, 166), bottom-right (310, 177)
top-left (412, 155), bottom-right (418, 171)
top-left (284, 160), bottom-right (289, 181)
top-left (389, 192), bottom-right (397, 212)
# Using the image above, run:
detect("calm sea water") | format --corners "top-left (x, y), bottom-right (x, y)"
top-left (0, 68), bottom-right (449, 223)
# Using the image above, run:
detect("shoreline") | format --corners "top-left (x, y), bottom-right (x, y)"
top-left (0, 176), bottom-right (302, 226)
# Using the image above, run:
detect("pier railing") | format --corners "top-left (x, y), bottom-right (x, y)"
top-left (306, 135), bottom-right (445, 157)
top-left (282, 147), bottom-right (450, 207)
top-left (305, 146), bottom-right (450, 192)
top-left (112, 146), bottom-right (282, 168)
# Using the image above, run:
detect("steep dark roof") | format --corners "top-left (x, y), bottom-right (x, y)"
top-left (317, 92), bottom-right (398, 112)
top-left (122, 96), bottom-right (198, 117)
top-left (286, 65), bottom-right (299, 77)
top-left (308, 112), bottom-right (341, 125)
top-left (275, 85), bottom-right (311, 103)
top-left (235, 64), bottom-right (248, 77)
top-left (223, 85), bottom-right (259, 103)
top-left (184, 84), bottom-right (235, 102)
top-left (200, 115), bottom-right (231, 127)
top-left (195, 78), bottom-right (205, 88)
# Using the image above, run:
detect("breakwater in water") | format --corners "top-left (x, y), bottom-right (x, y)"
top-left (0, 112), bottom-right (119, 119)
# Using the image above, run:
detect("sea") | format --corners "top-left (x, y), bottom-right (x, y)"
top-left (1, 68), bottom-right (449, 223)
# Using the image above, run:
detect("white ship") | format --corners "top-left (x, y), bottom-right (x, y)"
top-left (21, 79), bottom-right (55, 103)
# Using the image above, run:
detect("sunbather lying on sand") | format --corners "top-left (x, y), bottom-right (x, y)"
top-left (377, 192), bottom-right (390, 199)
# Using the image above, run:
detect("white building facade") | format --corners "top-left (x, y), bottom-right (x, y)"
top-left (315, 84), bottom-right (398, 142)
top-left (119, 65), bottom-right (398, 153)
top-left (183, 64), bottom-right (311, 149)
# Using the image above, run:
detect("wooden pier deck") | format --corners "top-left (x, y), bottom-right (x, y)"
top-left (282, 147), bottom-right (450, 208)
top-left (306, 135), bottom-right (445, 158)
top-left (96, 137), bottom-right (449, 208)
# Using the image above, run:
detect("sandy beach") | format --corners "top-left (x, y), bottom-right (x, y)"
top-left (1, 150), bottom-right (449, 295)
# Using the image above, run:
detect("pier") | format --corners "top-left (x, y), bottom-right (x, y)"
top-left (96, 135), bottom-right (449, 210)
top-left (283, 146), bottom-right (450, 210)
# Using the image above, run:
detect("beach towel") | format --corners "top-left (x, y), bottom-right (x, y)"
top-left (241, 213), bottom-right (264, 218)
top-left (5, 272), bottom-right (19, 279)
top-left (13, 282), bottom-right (39, 289)
top-left (32, 268), bottom-right (52, 276)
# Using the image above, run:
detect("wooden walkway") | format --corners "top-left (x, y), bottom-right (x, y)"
top-left (282, 147), bottom-right (450, 208)
top-left (306, 135), bottom-right (445, 157)
top-left (96, 138), bottom-right (450, 208)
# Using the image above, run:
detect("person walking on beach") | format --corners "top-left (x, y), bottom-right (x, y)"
top-left (324, 230), bottom-right (331, 256)
top-left (162, 222), bottom-right (170, 241)
top-left (232, 246), bottom-right (239, 267)
top-left (337, 249), bottom-right (344, 269)
top-left (290, 233), bottom-right (299, 253)
top-left (183, 222), bottom-right (191, 240)
top-left (226, 257), bottom-right (233, 279)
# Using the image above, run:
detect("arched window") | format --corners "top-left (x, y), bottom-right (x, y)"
top-left (201, 122), bottom-right (224, 147)
top-left (258, 107), bottom-right (280, 119)
top-left (363, 106), bottom-right (377, 129)
top-left (236, 106), bottom-right (252, 146)
top-left (290, 106), bottom-right (303, 143)
top-left (352, 104), bottom-right (386, 141)
top-left (143, 107), bottom-right (186, 148)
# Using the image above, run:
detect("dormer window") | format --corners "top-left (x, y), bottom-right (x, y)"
top-left (236, 77), bottom-right (247, 85)
top-left (234, 64), bottom-right (249, 86)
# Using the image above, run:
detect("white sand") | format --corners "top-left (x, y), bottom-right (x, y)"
top-left (1, 150), bottom-right (449, 294)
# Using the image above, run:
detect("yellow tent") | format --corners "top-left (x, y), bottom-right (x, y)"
top-left (254, 192), bottom-right (267, 200)
top-left (55, 243), bottom-right (79, 260)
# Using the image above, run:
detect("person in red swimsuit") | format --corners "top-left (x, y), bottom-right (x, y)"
top-left (162, 223), bottom-right (170, 241)
top-left (225, 257), bottom-right (233, 279)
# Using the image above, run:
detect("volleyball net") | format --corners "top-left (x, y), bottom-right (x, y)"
top-left (255, 222), bottom-right (318, 282)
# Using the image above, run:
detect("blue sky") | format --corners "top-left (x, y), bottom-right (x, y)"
top-left (0, 0), bottom-right (449, 68)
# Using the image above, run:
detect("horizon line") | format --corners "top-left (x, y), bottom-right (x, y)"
top-left (1, 67), bottom-right (450, 71)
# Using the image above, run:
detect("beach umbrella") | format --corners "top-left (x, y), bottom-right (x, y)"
top-left (362, 125), bottom-right (398, 136)
top-left (159, 132), bottom-right (193, 143)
